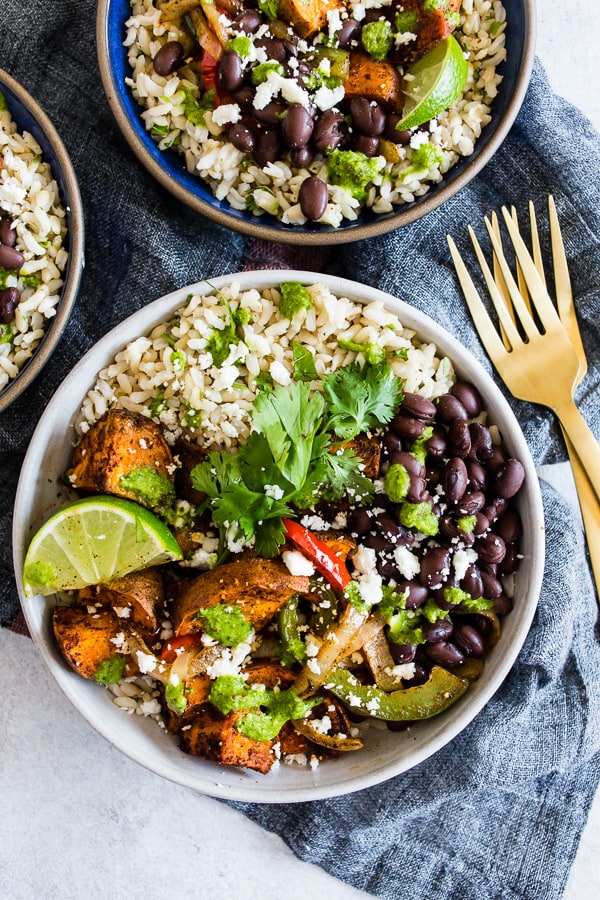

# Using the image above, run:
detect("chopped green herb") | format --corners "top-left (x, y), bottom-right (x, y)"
top-left (291, 341), bottom-right (318, 382)
top-left (226, 35), bottom-right (253, 57)
top-left (251, 62), bottom-right (285, 85)
top-left (338, 337), bottom-right (386, 365)
top-left (322, 360), bottom-right (404, 441)
top-left (181, 85), bottom-right (215, 127)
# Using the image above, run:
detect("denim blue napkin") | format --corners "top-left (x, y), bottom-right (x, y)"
top-left (1, 3), bottom-right (600, 898)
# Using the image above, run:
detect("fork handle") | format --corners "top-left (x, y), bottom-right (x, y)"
top-left (562, 428), bottom-right (600, 600)
top-left (554, 399), bottom-right (600, 505)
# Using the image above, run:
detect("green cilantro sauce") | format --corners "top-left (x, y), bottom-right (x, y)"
top-left (209, 675), bottom-right (321, 741)
top-left (119, 466), bottom-right (175, 512)
top-left (279, 282), bottom-right (313, 319)
top-left (94, 656), bottom-right (126, 685)
top-left (194, 603), bottom-right (252, 647)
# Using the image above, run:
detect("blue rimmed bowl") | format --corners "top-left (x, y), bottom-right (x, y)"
top-left (97, 0), bottom-right (535, 245)
top-left (0, 69), bottom-right (85, 413)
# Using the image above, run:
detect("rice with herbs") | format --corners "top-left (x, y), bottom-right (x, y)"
top-left (0, 96), bottom-right (69, 390)
top-left (74, 281), bottom-right (455, 444)
top-left (123, 0), bottom-right (506, 227)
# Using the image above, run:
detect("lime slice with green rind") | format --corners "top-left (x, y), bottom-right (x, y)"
top-left (23, 495), bottom-right (183, 596)
top-left (396, 35), bottom-right (469, 130)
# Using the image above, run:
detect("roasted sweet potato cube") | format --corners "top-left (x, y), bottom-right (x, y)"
top-left (173, 555), bottom-right (310, 635)
top-left (244, 662), bottom-right (296, 690)
top-left (174, 437), bottom-right (207, 506)
top-left (78, 566), bottom-right (165, 637)
top-left (164, 673), bottom-right (212, 733)
top-left (337, 432), bottom-right (381, 480)
top-left (179, 706), bottom-right (275, 773)
top-left (278, 0), bottom-right (343, 39)
top-left (67, 408), bottom-right (175, 505)
top-left (394, 0), bottom-right (462, 64)
top-left (344, 52), bottom-right (404, 112)
top-left (53, 605), bottom-right (133, 681)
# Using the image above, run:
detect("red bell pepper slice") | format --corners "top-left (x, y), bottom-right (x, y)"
top-left (282, 518), bottom-right (352, 593)
top-left (160, 633), bottom-right (204, 664)
top-left (201, 51), bottom-right (219, 93)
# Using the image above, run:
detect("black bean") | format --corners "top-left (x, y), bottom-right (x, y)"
top-left (436, 393), bottom-right (468, 424)
top-left (461, 565), bottom-right (484, 599)
top-left (494, 459), bottom-right (525, 498)
top-left (298, 175), bottom-right (328, 221)
top-left (456, 490), bottom-right (486, 516)
top-left (480, 570), bottom-right (503, 599)
top-left (153, 40), bottom-right (184, 77)
top-left (337, 17), bottom-right (361, 48)
top-left (291, 145), bottom-right (315, 168)
top-left (499, 544), bottom-right (519, 576)
top-left (395, 580), bottom-right (428, 609)
top-left (253, 130), bottom-right (282, 167)
top-left (349, 97), bottom-right (385, 136)
top-left (495, 509), bottom-right (521, 544)
top-left (373, 513), bottom-right (412, 545)
top-left (233, 10), bottom-right (263, 32)
top-left (482, 497), bottom-right (509, 523)
top-left (313, 110), bottom-right (347, 153)
top-left (400, 392), bottom-right (437, 421)
top-left (476, 532), bottom-right (506, 564)
top-left (254, 100), bottom-right (287, 126)
top-left (425, 463), bottom-right (443, 487)
top-left (382, 431), bottom-right (403, 457)
top-left (422, 618), bottom-right (454, 642)
top-left (230, 87), bottom-right (254, 111)
top-left (454, 624), bottom-right (485, 657)
top-left (389, 414), bottom-right (426, 440)
top-left (419, 547), bottom-right (451, 588)
top-left (444, 457), bottom-right (468, 502)
top-left (228, 122), bottom-right (255, 153)
top-left (363, 532), bottom-right (389, 553)
top-left (487, 445), bottom-right (508, 475)
top-left (0, 218), bottom-right (17, 247)
top-left (406, 475), bottom-right (426, 503)
top-left (425, 641), bottom-right (465, 667)
top-left (389, 642), bottom-right (416, 663)
top-left (382, 114), bottom-right (411, 144)
top-left (388, 450), bottom-right (423, 477)
top-left (347, 508), bottom-right (372, 535)
top-left (352, 134), bottom-right (379, 157)
top-left (282, 103), bottom-right (314, 149)
top-left (377, 556), bottom-right (401, 579)
top-left (448, 418), bottom-right (471, 458)
top-left (473, 512), bottom-right (490, 535)
top-left (450, 381), bottom-right (482, 417)
top-left (254, 38), bottom-right (288, 62)
top-left (425, 425), bottom-right (447, 457)
top-left (466, 461), bottom-right (488, 492)
top-left (0, 287), bottom-right (20, 323)
top-left (494, 593), bottom-right (513, 616)
top-left (468, 423), bottom-right (494, 460)
top-left (0, 244), bottom-right (24, 269)
top-left (217, 51), bottom-right (244, 93)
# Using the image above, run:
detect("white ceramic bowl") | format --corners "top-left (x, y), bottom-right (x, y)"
top-left (13, 272), bottom-right (545, 803)
top-left (0, 69), bottom-right (84, 412)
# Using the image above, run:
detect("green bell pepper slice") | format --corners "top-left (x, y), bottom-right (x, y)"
top-left (324, 665), bottom-right (470, 721)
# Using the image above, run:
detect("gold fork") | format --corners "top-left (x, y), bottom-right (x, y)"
top-left (488, 198), bottom-right (600, 596)
top-left (446, 208), bottom-right (600, 507)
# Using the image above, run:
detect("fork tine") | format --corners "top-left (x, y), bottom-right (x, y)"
top-left (510, 205), bottom-right (532, 305)
top-left (483, 217), bottom-right (540, 343)
top-left (500, 206), bottom-right (565, 332)
top-left (446, 235), bottom-right (508, 361)
top-left (466, 225), bottom-right (526, 349)
top-left (527, 201), bottom-right (546, 286)
top-left (547, 195), bottom-right (586, 363)
top-left (490, 212), bottom-right (515, 351)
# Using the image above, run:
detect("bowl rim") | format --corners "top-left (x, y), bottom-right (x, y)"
top-left (0, 68), bottom-right (85, 413)
top-left (96, 0), bottom-right (537, 246)
top-left (13, 270), bottom-right (545, 803)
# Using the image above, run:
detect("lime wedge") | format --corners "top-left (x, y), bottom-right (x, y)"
top-left (23, 496), bottom-right (183, 596)
top-left (396, 35), bottom-right (469, 130)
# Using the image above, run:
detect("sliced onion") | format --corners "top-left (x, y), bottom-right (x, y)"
top-left (293, 603), bottom-right (368, 697)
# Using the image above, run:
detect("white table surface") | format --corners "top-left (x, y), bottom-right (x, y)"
top-left (2, 4), bottom-right (599, 899)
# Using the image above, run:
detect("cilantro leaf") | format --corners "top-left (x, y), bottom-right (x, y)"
top-left (322, 361), bottom-right (404, 441)
top-left (252, 382), bottom-right (324, 490)
top-left (292, 341), bottom-right (318, 382)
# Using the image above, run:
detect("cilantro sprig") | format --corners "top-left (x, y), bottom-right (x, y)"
top-left (190, 360), bottom-right (403, 557)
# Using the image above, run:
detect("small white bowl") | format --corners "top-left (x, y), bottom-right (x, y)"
top-left (13, 272), bottom-right (544, 803)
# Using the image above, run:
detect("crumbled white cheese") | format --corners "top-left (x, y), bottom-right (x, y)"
top-left (300, 513), bottom-right (329, 531)
top-left (385, 662), bottom-right (416, 680)
top-left (452, 547), bottom-right (478, 582)
top-left (135, 650), bottom-right (158, 674)
top-left (269, 359), bottom-right (291, 385)
top-left (314, 84), bottom-right (345, 111)
top-left (114, 606), bottom-right (131, 619)
top-left (282, 549), bottom-right (315, 577)
top-left (393, 545), bottom-right (421, 580)
top-left (110, 632), bottom-right (129, 651)
top-left (264, 483), bottom-right (285, 500)
top-left (310, 715), bottom-right (332, 734)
